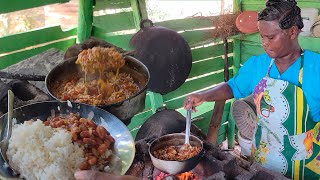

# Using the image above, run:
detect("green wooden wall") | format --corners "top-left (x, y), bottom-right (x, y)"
top-left (0, 1), bottom-right (77, 69)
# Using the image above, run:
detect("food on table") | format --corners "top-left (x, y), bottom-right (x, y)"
top-left (6, 113), bottom-right (119, 180)
top-left (153, 144), bottom-right (201, 161)
top-left (52, 47), bottom-right (139, 105)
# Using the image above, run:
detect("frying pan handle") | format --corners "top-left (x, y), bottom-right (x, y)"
top-left (140, 19), bottom-right (154, 29)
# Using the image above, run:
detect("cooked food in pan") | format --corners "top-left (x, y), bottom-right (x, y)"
top-left (153, 144), bottom-right (201, 161)
top-left (52, 47), bottom-right (139, 105)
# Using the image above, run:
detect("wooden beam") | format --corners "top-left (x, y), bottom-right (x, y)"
top-left (233, 0), bottom-right (242, 12)
top-left (0, 0), bottom-right (69, 14)
top-left (77, 0), bottom-right (93, 43)
top-left (130, 0), bottom-right (148, 30)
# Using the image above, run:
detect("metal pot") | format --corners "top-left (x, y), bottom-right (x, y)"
top-left (149, 133), bottom-right (203, 175)
top-left (45, 56), bottom-right (150, 125)
top-left (0, 101), bottom-right (135, 178)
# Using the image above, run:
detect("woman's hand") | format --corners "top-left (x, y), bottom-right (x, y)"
top-left (75, 171), bottom-right (139, 180)
top-left (184, 93), bottom-right (205, 112)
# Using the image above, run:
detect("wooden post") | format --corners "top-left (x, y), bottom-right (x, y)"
top-left (233, 0), bottom-right (242, 13)
top-left (206, 100), bottom-right (226, 144)
top-left (77, 0), bottom-right (93, 43)
top-left (206, 38), bottom-right (230, 144)
top-left (130, 0), bottom-right (148, 30)
top-left (227, 99), bottom-right (235, 148)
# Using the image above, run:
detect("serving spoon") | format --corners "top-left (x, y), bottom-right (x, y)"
top-left (0, 90), bottom-right (16, 172)
top-left (182, 100), bottom-right (192, 150)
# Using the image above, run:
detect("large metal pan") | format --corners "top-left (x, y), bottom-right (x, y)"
top-left (130, 19), bottom-right (192, 95)
top-left (45, 55), bottom-right (150, 125)
top-left (0, 101), bottom-right (135, 179)
top-left (149, 133), bottom-right (203, 175)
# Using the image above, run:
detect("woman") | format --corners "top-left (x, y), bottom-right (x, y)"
top-left (184, 0), bottom-right (320, 179)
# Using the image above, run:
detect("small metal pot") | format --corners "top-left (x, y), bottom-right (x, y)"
top-left (149, 133), bottom-right (203, 175)
top-left (45, 56), bottom-right (150, 125)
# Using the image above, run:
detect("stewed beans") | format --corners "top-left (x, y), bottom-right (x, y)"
top-left (44, 113), bottom-right (115, 170)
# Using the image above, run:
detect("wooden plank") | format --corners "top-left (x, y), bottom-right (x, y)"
top-left (93, 12), bottom-right (136, 32)
top-left (163, 72), bottom-right (224, 101)
top-left (0, 0), bottom-right (69, 14)
top-left (233, 39), bottom-right (241, 75)
top-left (94, 0), bottom-right (132, 11)
top-left (128, 109), bottom-right (153, 138)
top-left (78, 0), bottom-right (93, 43)
top-left (180, 29), bottom-right (215, 47)
top-left (227, 99), bottom-right (235, 148)
top-left (0, 39), bottom-right (75, 70)
top-left (242, 1), bottom-right (320, 11)
top-left (0, 26), bottom-right (77, 54)
top-left (191, 42), bottom-right (233, 62)
top-left (130, 0), bottom-right (148, 30)
top-left (299, 36), bottom-right (320, 53)
top-left (189, 57), bottom-right (233, 79)
top-left (233, 0), bottom-right (242, 12)
top-left (92, 29), bottom-right (133, 50)
top-left (155, 16), bottom-right (218, 32)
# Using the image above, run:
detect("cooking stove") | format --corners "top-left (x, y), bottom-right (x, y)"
top-left (126, 136), bottom-right (289, 180)
top-left (0, 79), bottom-right (52, 117)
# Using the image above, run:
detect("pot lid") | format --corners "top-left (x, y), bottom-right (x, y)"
top-left (130, 19), bottom-right (192, 94)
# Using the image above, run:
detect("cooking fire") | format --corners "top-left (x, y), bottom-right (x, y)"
top-left (156, 171), bottom-right (196, 180)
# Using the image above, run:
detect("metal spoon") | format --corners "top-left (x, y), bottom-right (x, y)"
top-left (184, 106), bottom-right (192, 145)
top-left (181, 100), bottom-right (192, 150)
top-left (0, 90), bottom-right (14, 168)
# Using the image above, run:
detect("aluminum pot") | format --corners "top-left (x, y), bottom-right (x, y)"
top-left (45, 56), bottom-right (150, 125)
top-left (149, 133), bottom-right (204, 175)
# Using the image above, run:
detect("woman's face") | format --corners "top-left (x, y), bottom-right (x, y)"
top-left (258, 20), bottom-right (294, 59)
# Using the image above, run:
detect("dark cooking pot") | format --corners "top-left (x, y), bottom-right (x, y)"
top-left (149, 133), bottom-right (203, 175)
top-left (0, 101), bottom-right (135, 178)
top-left (45, 56), bottom-right (150, 125)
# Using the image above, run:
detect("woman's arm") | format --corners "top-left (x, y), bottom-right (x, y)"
top-left (184, 82), bottom-right (233, 111)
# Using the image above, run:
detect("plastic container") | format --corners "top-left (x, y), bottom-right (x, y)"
top-left (237, 131), bottom-right (252, 157)
top-left (300, 8), bottom-right (319, 36)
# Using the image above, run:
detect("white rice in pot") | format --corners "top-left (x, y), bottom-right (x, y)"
top-left (6, 120), bottom-right (85, 180)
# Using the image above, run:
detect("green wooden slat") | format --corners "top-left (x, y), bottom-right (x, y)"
top-left (93, 12), bottom-right (136, 32)
top-left (242, 1), bottom-right (320, 11)
top-left (0, 26), bottom-right (77, 54)
top-left (233, 39), bottom-right (241, 76)
top-left (163, 72), bottom-right (224, 101)
top-left (240, 42), bottom-right (264, 64)
top-left (0, 39), bottom-right (76, 70)
top-left (241, 4), bottom-right (265, 11)
top-left (189, 57), bottom-right (233, 79)
top-left (94, 0), bottom-right (132, 11)
top-left (128, 109), bottom-right (153, 138)
top-left (180, 29), bottom-right (214, 47)
top-left (298, 37), bottom-right (320, 54)
top-left (0, 0), bottom-right (69, 14)
top-left (155, 16), bottom-right (219, 32)
top-left (92, 28), bottom-right (133, 50)
top-left (191, 42), bottom-right (233, 61)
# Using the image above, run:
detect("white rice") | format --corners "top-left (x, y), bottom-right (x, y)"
top-left (7, 120), bottom-right (85, 180)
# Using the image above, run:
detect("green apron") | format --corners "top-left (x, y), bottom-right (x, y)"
top-left (252, 52), bottom-right (320, 179)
